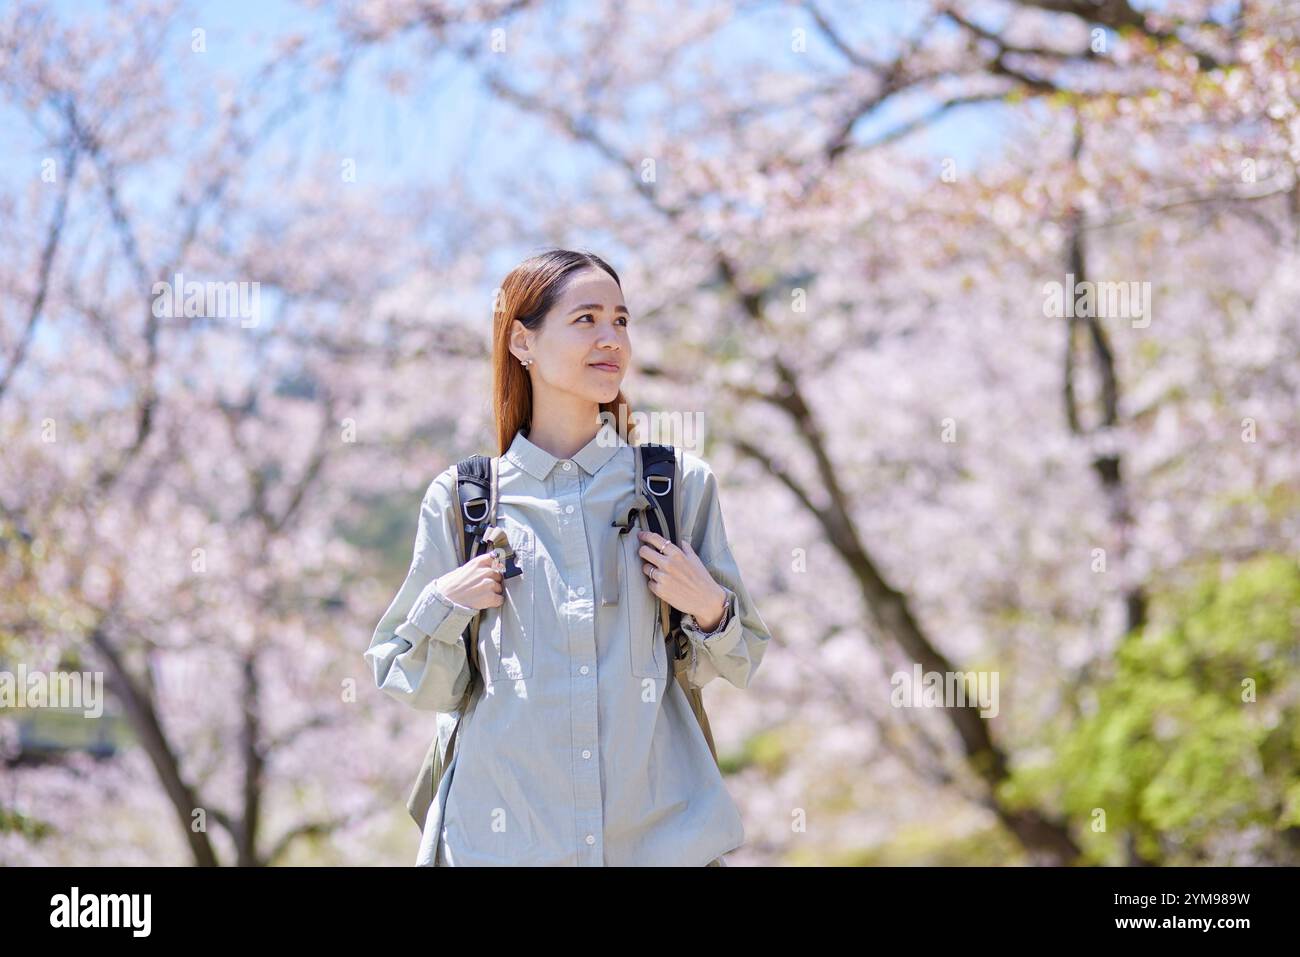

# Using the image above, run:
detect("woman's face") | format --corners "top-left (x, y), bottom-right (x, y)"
top-left (514, 267), bottom-right (630, 404)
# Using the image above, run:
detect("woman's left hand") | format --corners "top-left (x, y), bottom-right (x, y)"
top-left (637, 530), bottom-right (727, 630)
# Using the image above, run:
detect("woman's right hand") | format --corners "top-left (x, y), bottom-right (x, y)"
top-left (436, 551), bottom-right (505, 610)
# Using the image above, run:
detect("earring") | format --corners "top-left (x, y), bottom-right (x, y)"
top-left (520, 358), bottom-right (532, 367)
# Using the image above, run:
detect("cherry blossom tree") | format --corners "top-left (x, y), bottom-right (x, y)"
top-left (328, 0), bottom-right (1300, 864)
top-left (2, 0), bottom-right (1296, 865)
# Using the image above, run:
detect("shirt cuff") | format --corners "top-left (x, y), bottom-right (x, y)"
top-left (681, 589), bottom-right (735, 640)
top-left (406, 578), bottom-right (476, 644)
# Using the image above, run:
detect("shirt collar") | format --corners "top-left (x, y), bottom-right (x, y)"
top-left (506, 418), bottom-right (626, 480)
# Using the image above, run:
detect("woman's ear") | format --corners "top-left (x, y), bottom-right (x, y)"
top-left (509, 319), bottom-right (533, 364)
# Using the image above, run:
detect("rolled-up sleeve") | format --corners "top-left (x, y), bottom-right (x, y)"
top-left (363, 465), bottom-right (476, 712)
top-left (677, 455), bottom-right (771, 690)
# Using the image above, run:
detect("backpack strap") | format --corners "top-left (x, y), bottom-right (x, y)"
top-left (405, 455), bottom-right (493, 834)
top-left (453, 455), bottom-right (493, 694)
top-left (454, 454), bottom-right (493, 564)
top-left (634, 443), bottom-right (686, 657)
top-left (451, 454), bottom-right (524, 689)
top-left (634, 443), bottom-right (721, 766)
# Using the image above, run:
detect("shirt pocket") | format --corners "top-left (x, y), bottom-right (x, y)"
top-left (488, 518), bottom-right (535, 681)
top-left (622, 529), bottom-right (666, 679)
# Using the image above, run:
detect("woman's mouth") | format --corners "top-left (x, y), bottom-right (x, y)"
top-left (589, 362), bottom-right (620, 373)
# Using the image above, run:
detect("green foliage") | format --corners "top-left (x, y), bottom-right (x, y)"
top-left (1002, 554), bottom-right (1300, 864)
top-left (829, 822), bottom-right (1026, 867)
top-left (0, 804), bottom-right (54, 841)
top-left (336, 490), bottom-right (423, 587)
top-left (728, 724), bottom-right (801, 776)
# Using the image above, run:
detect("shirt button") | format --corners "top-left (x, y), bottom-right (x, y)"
top-left (565, 504), bottom-right (574, 514)
top-left (562, 461), bottom-right (572, 470)
top-left (577, 585), bottom-right (586, 596)
top-left (579, 665), bottom-right (589, 675)
top-left (585, 834), bottom-right (595, 845)
top-left (582, 749), bottom-right (591, 759)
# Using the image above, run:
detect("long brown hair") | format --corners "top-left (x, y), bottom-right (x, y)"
top-left (491, 248), bottom-right (638, 454)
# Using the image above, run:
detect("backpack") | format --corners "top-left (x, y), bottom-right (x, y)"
top-left (404, 442), bottom-right (720, 831)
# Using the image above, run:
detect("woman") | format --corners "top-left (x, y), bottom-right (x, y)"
top-left (364, 249), bottom-right (772, 866)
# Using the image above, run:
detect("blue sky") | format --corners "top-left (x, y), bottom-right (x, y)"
top-left (8, 0), bottom-right (1015, 197)
top-left (5, 0), bottom-right (1019, 301)
top-left (150, 0), bottom-right (1012, 187)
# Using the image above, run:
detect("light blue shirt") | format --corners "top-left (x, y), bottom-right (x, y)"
top-left (364, 419), bottom-right (771, 865)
